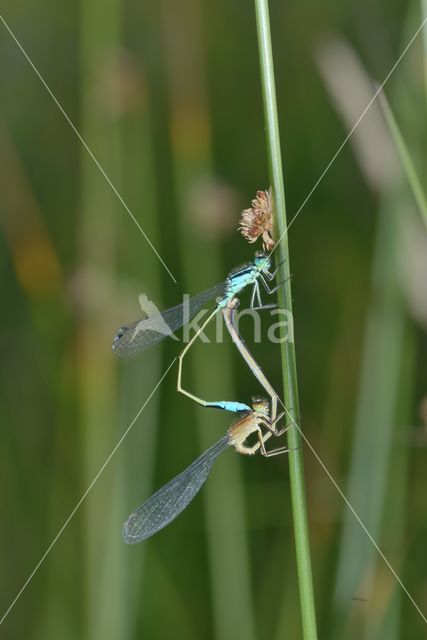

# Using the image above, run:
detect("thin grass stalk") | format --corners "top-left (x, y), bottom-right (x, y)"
top-left (253, 1), bottom-right (318, 638)
top-left (378, 91), bottom-right (427, 228)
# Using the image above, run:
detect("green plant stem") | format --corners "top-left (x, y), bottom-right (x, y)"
top-left (253, 2), bottom-right (318, 639)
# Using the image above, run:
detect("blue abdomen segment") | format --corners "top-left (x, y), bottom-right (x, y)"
top-left (205, 401), bottom-right (251, 413)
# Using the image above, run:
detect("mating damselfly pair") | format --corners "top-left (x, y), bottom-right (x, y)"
top-left (113, 251), bottom-right (292, 542)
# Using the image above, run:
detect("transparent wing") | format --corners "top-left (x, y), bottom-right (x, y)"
top-left (113, 282), bottom-right (225, 356)
top-left (123, 435), bottom-right (230, 543)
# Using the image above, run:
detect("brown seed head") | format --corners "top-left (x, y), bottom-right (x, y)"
top-left (238, 188), bottom-right (275, 251)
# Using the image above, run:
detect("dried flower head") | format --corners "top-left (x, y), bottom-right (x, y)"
top-left (238, 188), bottom-right (275, 250)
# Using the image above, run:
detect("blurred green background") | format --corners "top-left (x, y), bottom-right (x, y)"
top-left (1, 1), bottom-right (427, 639)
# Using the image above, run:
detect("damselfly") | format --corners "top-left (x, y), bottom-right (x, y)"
top-left (122, 397), bottom-right (291, 543)
top-left (113, 250), bottom-right (281, 352)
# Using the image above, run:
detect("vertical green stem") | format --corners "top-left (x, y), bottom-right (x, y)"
top-left (254, 2), bottom-right (318, 638)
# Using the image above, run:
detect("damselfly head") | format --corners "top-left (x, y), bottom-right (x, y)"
top-left (251, 396), bottom-right (270, 416)
top-left (253, 251), bottom-right (271, 273)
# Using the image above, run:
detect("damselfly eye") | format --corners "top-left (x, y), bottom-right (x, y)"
top-left (254, 251), bottom-right (270, 271)
top-left (251, 396), bottom-right (269, 415)
top-left (254, 253), bottom-right (271, 272)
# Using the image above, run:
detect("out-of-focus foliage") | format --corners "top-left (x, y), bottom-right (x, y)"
top-left (0, 1), bottom-right (426, 639)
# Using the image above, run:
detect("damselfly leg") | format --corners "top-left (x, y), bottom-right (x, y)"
top-left (234, 422), bottom-right (293, 457)
top-left (264, 256), bottom-right (287, 280)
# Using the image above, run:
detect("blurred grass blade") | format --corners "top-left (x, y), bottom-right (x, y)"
top-left (254, 1), bottom-right (318, 639)
top-left (332, 194), bottom-right (405, 639)
top-left (160, 1), bottom-right (257, 639)
top-left (119, 34), bottom-right (163, 633)
top-left (80, 1), bottom-right (124, 637)
top-left (366, 319), bottom-right (415, 640)
top-left (378, 90), bottom-right (427, 228)
top-left (315, 37), bottom-right (409, 639)
top-left (422, 0), bottom-right (427, 94)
